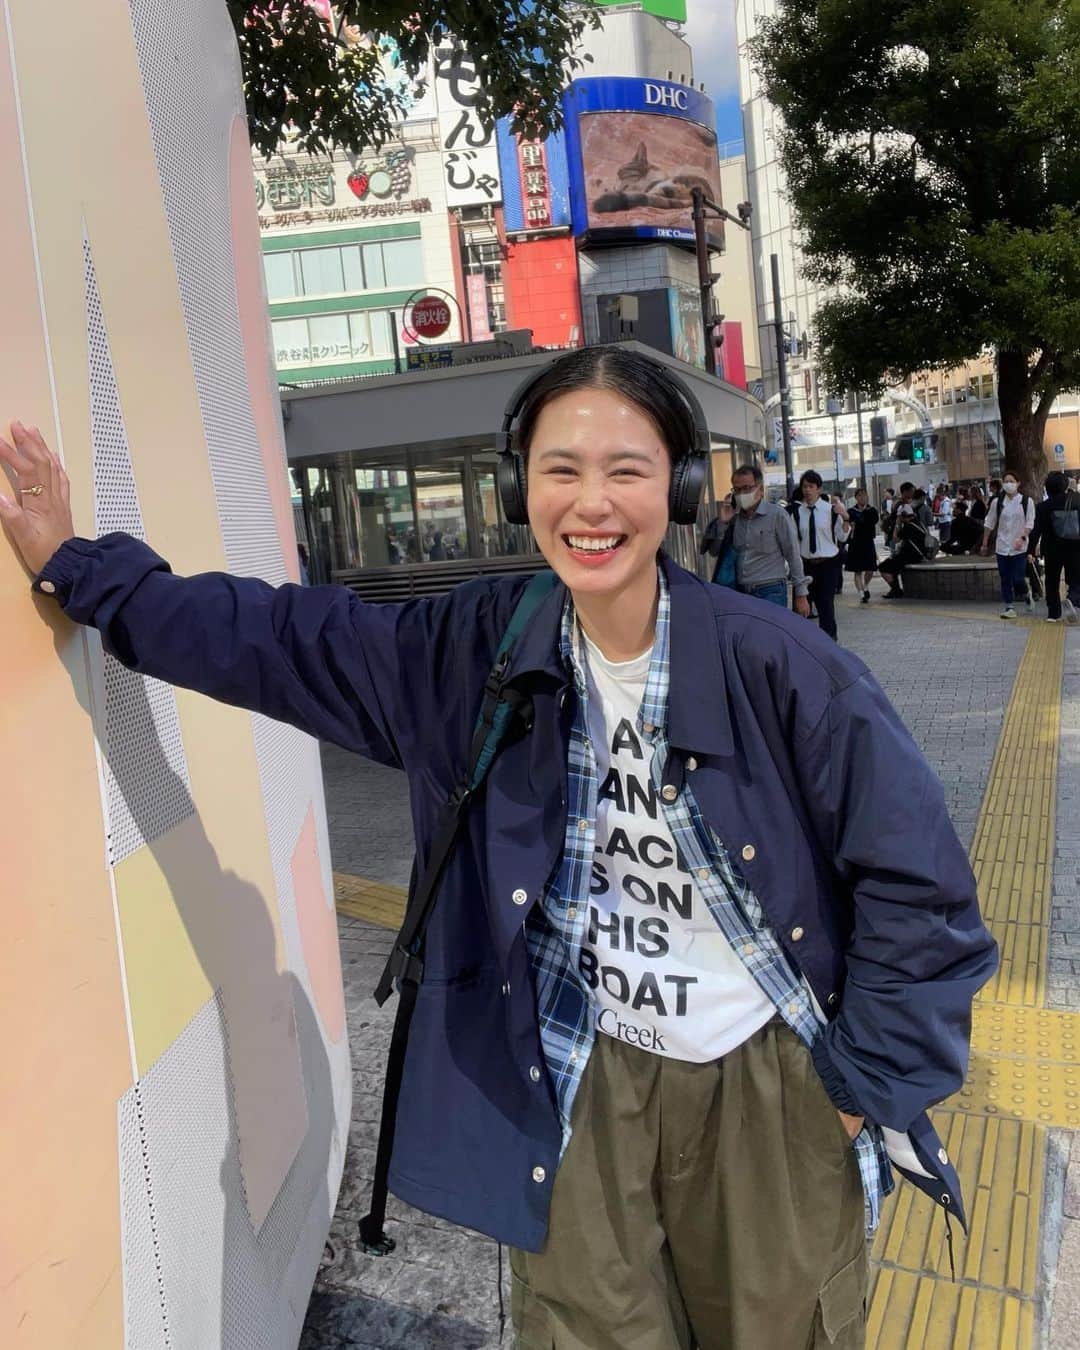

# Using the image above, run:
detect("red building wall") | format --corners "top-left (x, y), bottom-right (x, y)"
top-left (504, 236), bottom-right (582, 348)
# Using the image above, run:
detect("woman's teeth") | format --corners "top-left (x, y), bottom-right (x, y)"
top-left (565, 535), bottom-right (624, 551)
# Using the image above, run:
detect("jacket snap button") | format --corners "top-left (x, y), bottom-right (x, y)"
top-left (529, 1066), bottom-right (541, 1083)
top-left (532, 1166), bottom-right (546, 1184)
top-left (686, 756), bottom-right (698, 772)
top-left (39, 579), bottom-right (56, 595)
top-left (790, 926), bottom-right (804, 942)
top-left (741, 844), bottom-right (756, 861)
top-left (512, 888), bottom-right (528, 905)
top-left (938, 1148), bottom-right (948, 1165)
top-left (827, 992), bottom-right (838, 1007)
top-left (661, 784), bottom-right (678, 803)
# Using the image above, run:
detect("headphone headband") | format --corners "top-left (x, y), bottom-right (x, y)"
top-left (495, 349), bottom-right (711, 527)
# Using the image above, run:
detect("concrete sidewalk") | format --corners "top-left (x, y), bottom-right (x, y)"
top-left (302, 594), bottom-right (1080, 1350)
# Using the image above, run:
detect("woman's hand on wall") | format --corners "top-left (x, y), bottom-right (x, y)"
top-left (0, 422), bottom-right (75, 575)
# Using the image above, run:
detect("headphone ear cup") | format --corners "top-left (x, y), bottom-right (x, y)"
top-left (498, 451), bottom-right (529, 525)
top-left (669, 453), bottom-right (707, 525)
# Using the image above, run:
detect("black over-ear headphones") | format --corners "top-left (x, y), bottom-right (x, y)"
top-left (494, 353), bottom-right (711, 527)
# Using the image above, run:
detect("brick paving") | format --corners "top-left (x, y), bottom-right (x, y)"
top-left (302, 596), bottom-right (1076, 1349)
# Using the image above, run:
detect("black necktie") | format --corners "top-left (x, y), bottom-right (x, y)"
top-left (808, 503), bottom-right (818, 554)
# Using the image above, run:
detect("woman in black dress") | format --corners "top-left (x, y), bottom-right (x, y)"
top-left (845, 488), bottom-right (880, 603)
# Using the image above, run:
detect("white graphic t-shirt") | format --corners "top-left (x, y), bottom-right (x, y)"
top-left (579, 631), bottom-right (775, 1062)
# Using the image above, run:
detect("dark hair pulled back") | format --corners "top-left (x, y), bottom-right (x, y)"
top-left (514, 345), bottom-right (696, 464)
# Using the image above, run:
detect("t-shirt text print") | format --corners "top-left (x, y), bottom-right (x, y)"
top-left (579, 630), bottom-right (774, 1062)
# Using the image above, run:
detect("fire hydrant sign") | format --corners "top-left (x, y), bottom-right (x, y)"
top-left (410, 295), bottom-right (452, 340)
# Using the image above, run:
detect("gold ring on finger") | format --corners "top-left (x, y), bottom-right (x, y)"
top-left (19, 484), bottom-right (45, 496)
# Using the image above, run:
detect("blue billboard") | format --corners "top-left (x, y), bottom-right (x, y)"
top-left (561, 77), bottom-right (724, 250)
top-left (497, 119), bottom-right (573, 234)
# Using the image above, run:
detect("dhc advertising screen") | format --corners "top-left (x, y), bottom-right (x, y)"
top-left (562, 78), bottom-right (724, 250)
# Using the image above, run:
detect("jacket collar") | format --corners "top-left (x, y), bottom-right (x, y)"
top-left (505, 555), bottom-right (734, 759)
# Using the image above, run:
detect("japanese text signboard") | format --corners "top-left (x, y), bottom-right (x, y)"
top-left (434, 48), bottom-right (503, 208)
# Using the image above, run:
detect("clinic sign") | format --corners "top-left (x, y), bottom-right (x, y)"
top-left (561, 78), bottom-right (724, 250)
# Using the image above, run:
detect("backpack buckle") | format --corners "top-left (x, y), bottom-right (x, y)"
top-left (373, 944), bottom-right (424, 1006)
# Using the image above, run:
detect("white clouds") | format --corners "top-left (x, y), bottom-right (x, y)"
top-left (683, 0), bottom-right (740, 101)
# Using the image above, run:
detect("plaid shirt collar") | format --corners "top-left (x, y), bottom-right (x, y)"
top-left (560, 566), bottom-right (671, 731)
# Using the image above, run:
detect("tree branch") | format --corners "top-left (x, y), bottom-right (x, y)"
top-left (1029, 348), bottom-right (1056, 389)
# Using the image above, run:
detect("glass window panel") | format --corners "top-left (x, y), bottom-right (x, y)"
top-left (307, 313), bottom-right (351, 363)
top-left (362, 241), bottom-right (386, 288)
top-left (272, 318), bottom-right (310, 367)
top-left (414, 459), bottom-right (467, 562)
top-left (473, 468), bottom-right (502, 557)
top-left (382, 238), bottom-right (423, 287)
top-left (348, 312), bottom-right (372, 359)
top-left (981, 373), bottom-right (995, 399)
top-left (367, 309), bottom-right (393, 358)
top-left (299, 246), bottom-right (344, 296)
top-left (342, 244), bottom-right (364, 292)
top-left (353, 461), bottom-right (413, 565)
top-left (263, 252), bottom-right (296, 300)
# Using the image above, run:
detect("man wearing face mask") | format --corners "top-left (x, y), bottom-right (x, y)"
top-left (702, 464), bottom-right (810, 614)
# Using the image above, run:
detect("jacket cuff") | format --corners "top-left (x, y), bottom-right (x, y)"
top-left (32, 536), bottom-right (95, 605)
top-left (811, 1035), bottom-right (865, 1116)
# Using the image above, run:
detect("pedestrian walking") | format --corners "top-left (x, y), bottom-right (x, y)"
top-left (980, 472), bottom-right (1035, 618)
top-left (700, 463), bottom-right (810, 615)
top-left (788, 470), bottom-right (851, 640)
top-left (1030, 470), bottom-right (1080, 623)
top-left (0, 346), bottom-right (996, 1350)
top-left (844, 488), bottom-right (879, 603)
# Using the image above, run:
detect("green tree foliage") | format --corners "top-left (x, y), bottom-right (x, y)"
top-left (752, 0), bottom-right (1080, 486)
top-left (227, 1), bottom-right (597, 159)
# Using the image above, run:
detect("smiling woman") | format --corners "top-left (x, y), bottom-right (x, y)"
top-left (4, 340), bottom-right (995, 1350)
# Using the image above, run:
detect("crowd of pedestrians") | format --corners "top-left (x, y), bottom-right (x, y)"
top-left (702, 466), bottom-right (1080, 632)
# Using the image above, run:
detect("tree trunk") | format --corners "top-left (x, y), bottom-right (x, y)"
top-left (996, 348), bottom-right (1054, 492)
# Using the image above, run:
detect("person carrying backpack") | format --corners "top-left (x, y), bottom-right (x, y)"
top-left (980, 472), bottom-right (1035, 618)
top-left (1030, 469), bottom-right (1080, 622)
top-left (1, 346), bottom-right (996, 1350)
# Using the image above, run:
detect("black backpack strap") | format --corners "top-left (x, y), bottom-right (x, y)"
top-left (359, 569), bottom-right (558, 1255)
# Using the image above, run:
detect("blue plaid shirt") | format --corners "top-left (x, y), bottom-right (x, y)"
top-left (524, 569), bottom-right (894, 1233)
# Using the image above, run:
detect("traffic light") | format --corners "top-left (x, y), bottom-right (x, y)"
top-left (911, 435), bottom-right (925, 463)
top-left (870, 416), bottom-right (889, 454)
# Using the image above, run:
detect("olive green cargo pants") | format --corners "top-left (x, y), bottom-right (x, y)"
top-left (511, 1018), bottom-right (867, 1349)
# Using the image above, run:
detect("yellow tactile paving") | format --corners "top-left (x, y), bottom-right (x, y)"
top-left (867, 621), bottom-right (1066, 1347)
top-left (972, 621), bottom-right (1064, 1005)
top-left (333, 872), bottom-right (407, 930)
top-left (868, 1267), bottom-right (1035, 1350)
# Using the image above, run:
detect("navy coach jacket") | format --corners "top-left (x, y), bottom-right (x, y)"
top-left (36, 534), bottom-right (998, 1249)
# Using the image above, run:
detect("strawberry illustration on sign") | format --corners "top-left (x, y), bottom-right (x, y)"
top-left (347, 170), bottom-right (370, 199)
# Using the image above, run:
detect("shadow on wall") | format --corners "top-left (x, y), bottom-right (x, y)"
top-left (60, 631), bottom-right (341, 1349)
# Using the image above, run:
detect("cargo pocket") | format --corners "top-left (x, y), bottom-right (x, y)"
top-left (809, 1250), bottom-right (867, 1347)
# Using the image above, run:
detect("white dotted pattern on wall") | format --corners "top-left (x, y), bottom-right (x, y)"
top-left (118, 1083), bottom-right (171, 1349)
top-left (120, 989), bottom-right (345, 1350)
top-left (128, 0), bottom-right (286, 585)
top-left (85, 233), bottom-right (195, 865)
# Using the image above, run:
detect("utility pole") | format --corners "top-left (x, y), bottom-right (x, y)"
top-left (691, 187), bottom-right (752, 378)
top-left (769, 253), bottom-right (795, 501)
top-left (855, 389), bottom-right (867, 492)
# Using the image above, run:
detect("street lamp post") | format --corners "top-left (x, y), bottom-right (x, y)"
top-left (690, 187), bottom-right (752, 378)
top-left (769, 253), bottom-right (796, 501)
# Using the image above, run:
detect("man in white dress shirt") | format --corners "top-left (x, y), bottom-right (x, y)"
top-left (787, 469), bottom-right (851, 640)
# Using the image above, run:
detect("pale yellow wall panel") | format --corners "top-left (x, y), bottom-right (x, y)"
top-left (3, 1), bottom-right (348, 1341)
top-left (113, 832), bottom-right (216, 1076)
top-left (0, 7), bottom-right (132, 1344)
